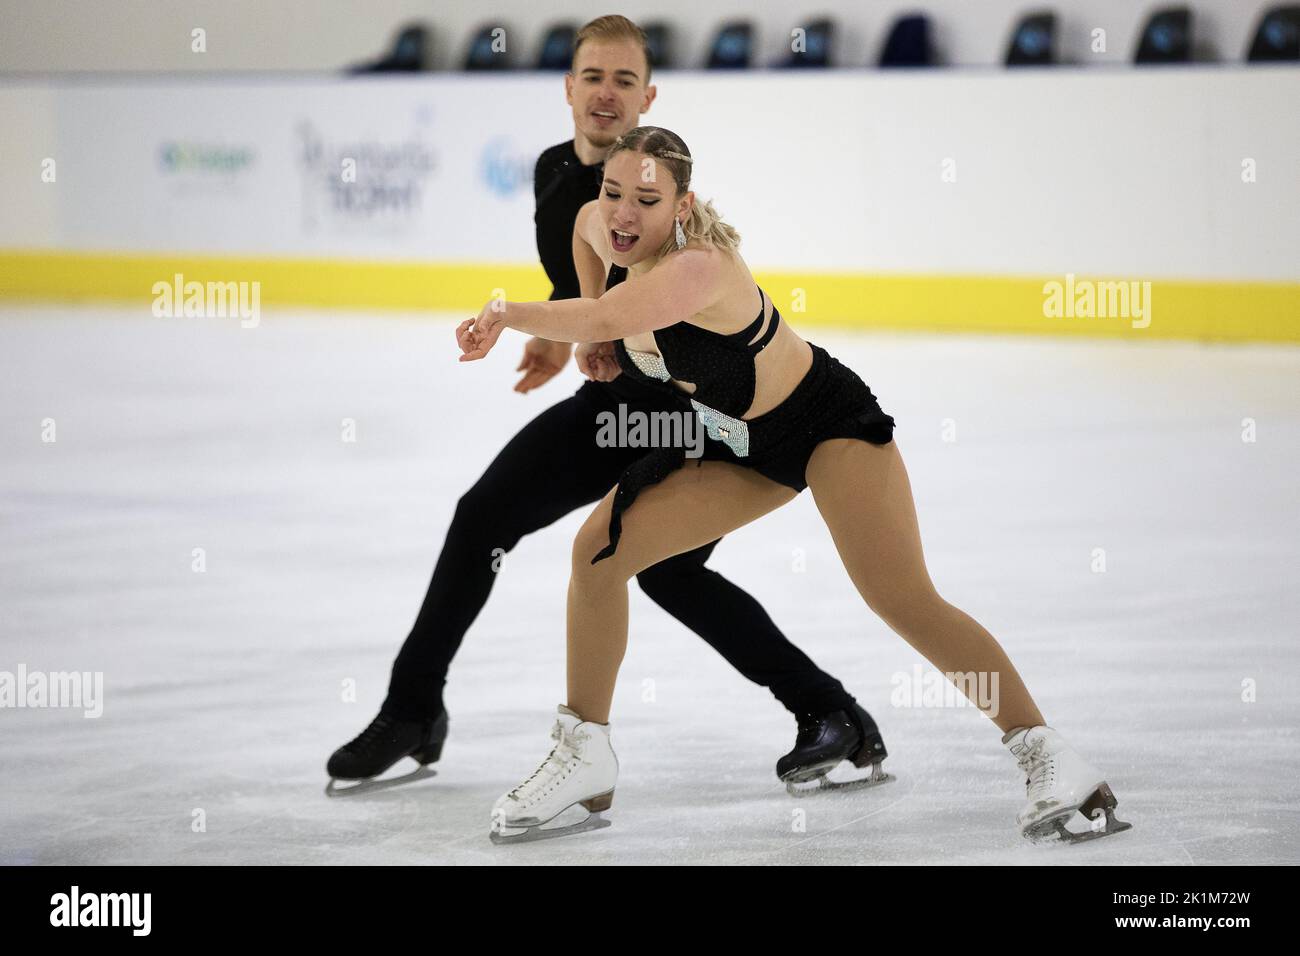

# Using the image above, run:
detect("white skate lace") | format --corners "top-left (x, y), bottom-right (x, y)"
top-left (507, 722), bottom-right (588, 809)
top-left (1016, 735), bottom-right (1057, 799)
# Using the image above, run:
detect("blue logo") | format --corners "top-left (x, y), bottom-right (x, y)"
top-left (481, 138), bottom-right (532, 197)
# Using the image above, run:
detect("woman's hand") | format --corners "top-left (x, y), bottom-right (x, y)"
top-left (456, 301), bottom-right (508, 362)
top-left (514, 337), bottom-right (573, 393)
top-left (575, 341), bottom-right (622, 382)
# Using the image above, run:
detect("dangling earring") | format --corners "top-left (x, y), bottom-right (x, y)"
top-left (674, 217), bottom-right (687, 251)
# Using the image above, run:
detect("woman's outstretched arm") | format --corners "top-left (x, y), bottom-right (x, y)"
top-left (457, 247), bottom-right (721, 361)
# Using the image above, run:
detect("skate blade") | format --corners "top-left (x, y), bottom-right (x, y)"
top-left (489, 810), bottom-right (611, 846)
top-left (1024, 786), bottom-right (1133, 844)
top-left (784, 760), bottom-right (894, 796)
top-left (1026, 810), bottom-right (1133, 844)
top-left (325, 764), bottom-right (436, 798)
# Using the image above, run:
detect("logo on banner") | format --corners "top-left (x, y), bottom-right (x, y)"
top-left (159, 142), bottom-right (255, 175)
top-left (157, 141), bottom-right (255, 196)
top-left (296, 118), bottom-right (437, 234)
top-left (480, 137), bottom-right (533, 197)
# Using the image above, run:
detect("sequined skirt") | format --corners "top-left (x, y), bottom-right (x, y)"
top-left (590, 343), bottom-right (896, 563)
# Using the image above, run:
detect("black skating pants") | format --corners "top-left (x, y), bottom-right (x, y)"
top-left (382, 380), bottom-right (855, 722)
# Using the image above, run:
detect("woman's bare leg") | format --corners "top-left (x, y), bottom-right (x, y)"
top-left (566, 462), bottom-right (798, 722)
top-left (806, 438), bottom-right (1045, 734)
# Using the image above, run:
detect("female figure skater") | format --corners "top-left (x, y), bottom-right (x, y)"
top-left (457, 127), bottom-right (1130, 846)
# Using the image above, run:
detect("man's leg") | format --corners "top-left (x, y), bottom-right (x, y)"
top-left (635, 541), bottom-right (856, 716)
top-left (382, 386), bottom-right (622, 720)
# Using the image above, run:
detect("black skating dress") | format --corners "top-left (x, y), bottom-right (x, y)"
top-left (591, 265), bottom-right (896, 563)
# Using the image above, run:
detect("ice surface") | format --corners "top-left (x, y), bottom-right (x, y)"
top-left (1, 304), bottom-right (1296, 865)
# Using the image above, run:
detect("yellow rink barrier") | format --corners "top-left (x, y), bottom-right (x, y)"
top-left (1, 250), bottom-right (1296, 342)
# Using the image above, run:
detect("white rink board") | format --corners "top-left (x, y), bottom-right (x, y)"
top-left (1, 67), bottom-right (1298, 279)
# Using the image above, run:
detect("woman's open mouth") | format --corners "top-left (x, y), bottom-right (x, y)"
top-left (611, 229), bottom-right (639, 253)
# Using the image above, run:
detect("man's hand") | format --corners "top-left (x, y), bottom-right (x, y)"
top-left (575, 341), bottom-right (622, 382)
top-left (514, 337), bottom-right (573, 393)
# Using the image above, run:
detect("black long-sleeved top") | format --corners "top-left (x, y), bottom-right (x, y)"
top-left (534, 139), bottom-right (606, 302)
top-left (532, 139), bottom-right (666, 405)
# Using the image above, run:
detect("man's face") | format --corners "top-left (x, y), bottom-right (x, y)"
top-left (565, 39), bottom-right (656, 149)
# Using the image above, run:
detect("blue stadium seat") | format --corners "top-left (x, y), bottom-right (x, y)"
top-left (537, 24), bottom-right (576, 70)
top-left (1134, 7), bottom-right (1192, 64)
top-left (880, 14), bottom-right (934, 67)
top-left (464, 24), bottom-right (514, 70)
top-left (350, 24), bottom-right (430, 73)
top-left (707, 21), bottom-right (754, 69)
top-left (642, 21), bottom-right (674, 69)
top-left (783, 18), bottom-right (835, 68)
top-left (1247, 5), bottom-right (1300, 61)
top-left (1006, 12), bottom-right (1057, 66)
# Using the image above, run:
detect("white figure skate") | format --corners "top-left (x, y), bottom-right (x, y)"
top-left (1004, 725), bottom-right (1132, 844)
top-left (489, 706), bottom-right (618, 845)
